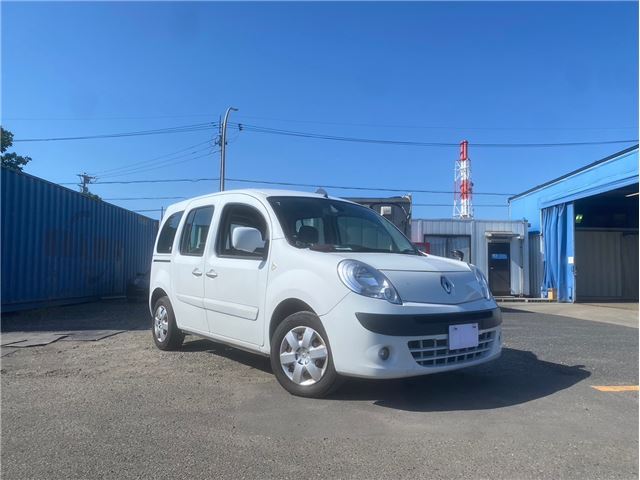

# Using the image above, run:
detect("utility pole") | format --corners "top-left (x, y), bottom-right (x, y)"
top-left (219, 106), bottom-right (238, 192)
top-left (77, 173), bottom-right (96, 194)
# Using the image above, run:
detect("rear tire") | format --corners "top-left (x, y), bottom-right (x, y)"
top-left (152, 296), bottom-right (184, 351)
top-left (270, 311), bottom-right (342, 398)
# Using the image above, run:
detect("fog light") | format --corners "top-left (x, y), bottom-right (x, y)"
top-left (378, 347), bottom-right (390, 361)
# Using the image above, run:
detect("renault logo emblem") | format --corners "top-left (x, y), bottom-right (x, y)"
top-left (441, 276), bottom-right (453, 294)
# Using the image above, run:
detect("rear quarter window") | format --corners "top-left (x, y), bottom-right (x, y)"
top-left (156, 211), bottom-right (184, 253)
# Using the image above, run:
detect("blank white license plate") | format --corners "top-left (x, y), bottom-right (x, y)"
top-left (448, 323), bottom-right (479, 350)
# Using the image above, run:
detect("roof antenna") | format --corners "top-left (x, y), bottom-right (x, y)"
top-left (316, 187), bottom-right (328, 198)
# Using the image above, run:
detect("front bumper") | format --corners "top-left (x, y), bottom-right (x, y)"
top-left (320, 294), bottom-right (502, 379)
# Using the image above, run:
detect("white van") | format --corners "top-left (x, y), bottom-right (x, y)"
top-left (149, 189), bottom-right (502, 397)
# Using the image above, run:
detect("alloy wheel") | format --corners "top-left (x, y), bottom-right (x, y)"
top-left (279, 326), bottom-right (329, 386)
top-left (154, 305), bottom-right (169, 343)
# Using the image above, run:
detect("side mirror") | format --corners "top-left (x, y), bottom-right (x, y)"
top-left (232, 226), bottom-right (265, 254)
top-left (451, 249), bottom-right (464, 261)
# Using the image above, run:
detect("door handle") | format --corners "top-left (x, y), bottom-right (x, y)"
top-left (192, 268), bottom-right (203, 277)
top-left (206, 269), bottom-right (218, 279)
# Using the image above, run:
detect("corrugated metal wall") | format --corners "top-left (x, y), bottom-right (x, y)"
top-left (575, 231), bottom-right (621, 298)
top-left (1, 168), bottom-right (158, 311)
top-left (622, 233), bottom-right (639, 299)
top-left (528, 233), bottom-right (544, 297)
top-left (575, 230), bottom-right (639, 300)
top-left (411, 219), bottom-right (529, 296)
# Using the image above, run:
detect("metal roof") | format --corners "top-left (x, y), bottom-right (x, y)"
top-left (3, 167), bottom-right (159, 219)
top-left (508, 144), bottom-right (639, 202)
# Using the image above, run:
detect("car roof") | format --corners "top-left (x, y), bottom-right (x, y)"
top-left (161, 188), bottom-right (356, 219)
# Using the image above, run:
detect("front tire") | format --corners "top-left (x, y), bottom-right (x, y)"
top-left (270, 312), bottom-right (341, 398)
top-left (152, 296), bottom-right (184, 351)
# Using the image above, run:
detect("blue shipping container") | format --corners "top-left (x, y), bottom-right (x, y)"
top-left (1, 167), bottom-right (158, 311)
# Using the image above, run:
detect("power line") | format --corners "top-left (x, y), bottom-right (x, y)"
top-left (90, 139), bottom-right (214, 176)
top-left (224, 177), bottom-right (514, 196)
top-left (115, 196), bottom-right (504, 207)
top-left (413, 203), bottom-right (506, 208)
top-left (97, 148), bottom-right (218, 179)
top-left (237, 114), bottom-right (639, 132)
top-left (12, 119), bottom-right (637, 148)
top-left (13, 122), bottom-right (217, 143)
top-left (58, 178), bottom-right (215, 186)
top-left (60, 176), bottom-right (514, 196)
top-left (5, 113), bottom-right (215, 121)
top-left (6, 111), bottom-right (636, 131)
top-left (236, 123), bottom-right (638, 148)
top-left (105, 196), bottom-right (187, 201)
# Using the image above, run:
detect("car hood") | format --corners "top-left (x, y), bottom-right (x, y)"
top-left (331, 252), bottom-right (484, 304)
top-left (331, 252), bottom-right (471, 273)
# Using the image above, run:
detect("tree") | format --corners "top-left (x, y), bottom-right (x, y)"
top-left (83, 191), bottom-right (102, 201)
top-left (1, 127), bottom-right (32, 172)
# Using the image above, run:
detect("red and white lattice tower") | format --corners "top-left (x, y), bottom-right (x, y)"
top-left (453, 140), bottom-right (473, 219)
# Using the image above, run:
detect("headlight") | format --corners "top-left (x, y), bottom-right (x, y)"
top-left (471, 265), bottom-right (492, 300)
top-left (337, 260), bottom-right (401, 304)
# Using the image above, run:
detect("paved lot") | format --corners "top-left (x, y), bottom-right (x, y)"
top-left (1, 301), bottom-right (638, 480)
top-left (501, 301), bottom-right (639, 329)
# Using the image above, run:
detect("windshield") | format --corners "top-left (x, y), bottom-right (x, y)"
top-left (268, 196), bottom-right (418, 254)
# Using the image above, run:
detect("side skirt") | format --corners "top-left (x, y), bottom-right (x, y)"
top-left (179, 326), bottom-right (270, 357)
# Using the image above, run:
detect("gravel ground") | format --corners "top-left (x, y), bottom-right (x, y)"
top-left (1, 300), bottom-right (638, 480)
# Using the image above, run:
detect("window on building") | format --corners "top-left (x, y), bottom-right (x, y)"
top-left (180, 206), bottom-right (214, 256)
top-left (423, 235), bottom-right (471, 262)
top-left (156, 211), bottom-right (184, 254)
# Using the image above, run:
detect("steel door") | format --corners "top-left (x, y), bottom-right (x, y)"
top-left (488, 242), bottom-right (511, 296)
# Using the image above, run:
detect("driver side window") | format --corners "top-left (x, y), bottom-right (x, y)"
top-left (216, 203), bottom-right (268, 258)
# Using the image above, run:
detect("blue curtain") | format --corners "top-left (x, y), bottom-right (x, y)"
top-left (542, 204), bottom-right (571, 301)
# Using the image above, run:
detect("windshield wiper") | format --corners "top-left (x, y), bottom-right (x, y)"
top-left (308, 244), bottom-right (352, 252)
top-left (307, 244), bottom-right (418, 254)
top-left (308, 244), bottom-right (388, 253)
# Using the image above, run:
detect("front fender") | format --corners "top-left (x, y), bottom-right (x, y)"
top-left (264, 265), bottom-right (349, 351)
top-left (265, 268), bottom-right (349, 319)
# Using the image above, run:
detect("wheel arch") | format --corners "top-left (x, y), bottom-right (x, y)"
top-left (269, 298), bottom-right (316, 342)
top-left (150, 287), bottom-right (169, 314)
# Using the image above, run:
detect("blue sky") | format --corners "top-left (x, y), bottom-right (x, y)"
top-left (2, 1), bottom-right (638, 220)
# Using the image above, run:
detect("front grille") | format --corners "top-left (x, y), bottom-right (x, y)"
top-left (408, 329), bottom-right (496, 367)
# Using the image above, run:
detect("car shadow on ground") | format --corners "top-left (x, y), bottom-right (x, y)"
top-left (181, 337), bottom-right (273, 374)
top-left (329, 348), bottom-right (590, 412)
top-left (179, 339), bottom-right (590, 412)
top-left (497, 307), bottom-right (530, 314)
